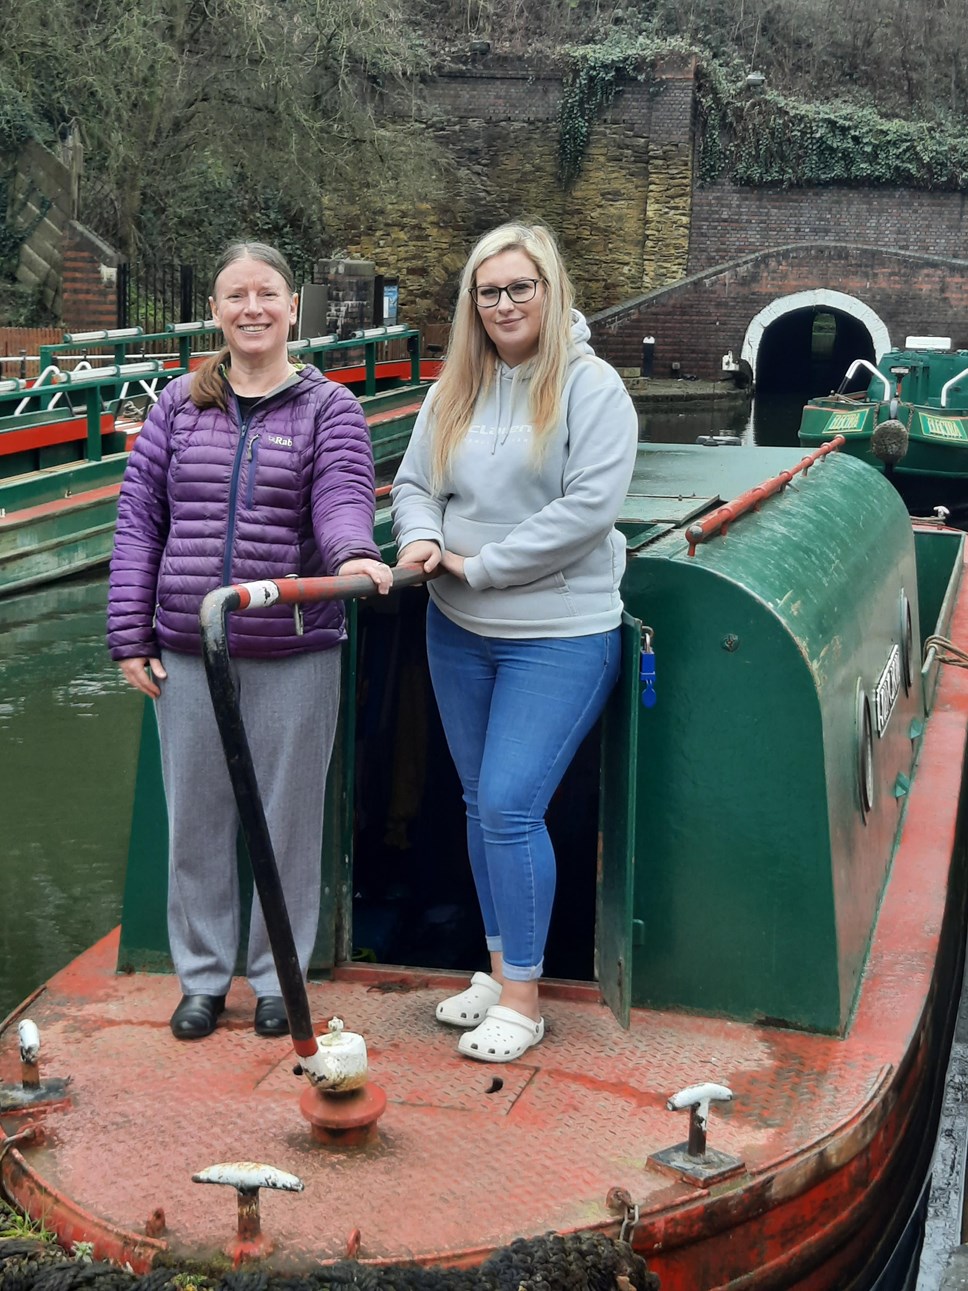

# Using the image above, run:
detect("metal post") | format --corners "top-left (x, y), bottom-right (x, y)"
top-left (408, 332), bottom-right (420, 386)
top-left (180, 265), bottom-right (195, 324)
top-left (86, 386), bottom-right (103, 462)
top-left (117, 262), bottom-right (129, 329)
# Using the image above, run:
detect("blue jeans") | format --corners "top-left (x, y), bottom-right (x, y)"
top-left (426, 601), bottom-right (621, 982)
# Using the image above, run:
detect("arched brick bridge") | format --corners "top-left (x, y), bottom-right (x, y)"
top-left (591, 243), bottom-right (968, 386)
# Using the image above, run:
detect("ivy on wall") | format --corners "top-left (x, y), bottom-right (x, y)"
top-left (703, 91), bottom-right (968, 189)
top-left (557, 35), bottom-right (693, 184)
top-left (559, 35), bottom-right (968, 192)
top-left (0, 79), bottom-right (40, 277)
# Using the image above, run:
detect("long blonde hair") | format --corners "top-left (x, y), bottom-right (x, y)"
top-left (191, 241), bottom-right (296, 411)
top-left (429, 222), bottom-right (575, 489)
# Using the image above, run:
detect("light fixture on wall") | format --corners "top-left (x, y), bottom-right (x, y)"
top-left (746, 71), bottom-right (766, 94)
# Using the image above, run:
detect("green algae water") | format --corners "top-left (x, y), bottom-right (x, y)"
top-left (0, 574), bottom-right (142, 1021)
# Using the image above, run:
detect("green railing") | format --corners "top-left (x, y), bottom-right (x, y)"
top-left (0, 361), bottom-right (166, 464)
top-left (0, 325), bottom-right (429, 484)
top-left (34, 322), bottom-right (422, 401)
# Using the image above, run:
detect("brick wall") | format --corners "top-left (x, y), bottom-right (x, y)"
top-left (592, 244), bottom-right (968, 381)
top-left (61, 222), bottom-right (122, 332)
top-left (689, 184), bottom-right (968, 271)
top-left (0, 326), bottom-right (63, 378)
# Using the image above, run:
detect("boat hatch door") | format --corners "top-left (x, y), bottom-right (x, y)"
top-left (596, 610), bottom-right (641, 1029)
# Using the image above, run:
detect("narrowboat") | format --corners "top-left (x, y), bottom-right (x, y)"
top-left (2, 440), bottom-right (968, 1289)
top-left (798, 335), bottom-right (968, 515)
top-left (0, 325), bottom-right (432, 598)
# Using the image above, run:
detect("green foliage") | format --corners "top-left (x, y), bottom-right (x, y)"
top-left (558, 36), bottom-right (647, 184)
top-left (701, 88), bottom-right (968, 189)
top-left (0, 1200), bottom-right (56, 1242)
top-left (0, 0), bottom-right (442, 265)
top-left (558, 25), bottom-right (968, 192)
top-left (0, 81), bottom-right (36, 156)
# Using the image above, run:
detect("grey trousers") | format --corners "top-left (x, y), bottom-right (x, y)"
top-left (156, 648), bottom-right (341, 997)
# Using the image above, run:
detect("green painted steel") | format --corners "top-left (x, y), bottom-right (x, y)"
top-left (621, 445), bottom-right (932, 1032)
top-left (0, 342), bottom-right (429, 598)
top-left (597, 611), bottom-right (641, 1027)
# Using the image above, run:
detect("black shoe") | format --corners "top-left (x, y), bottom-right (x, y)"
top-left (170, 993), bottom-right (225, 1040)
top-left (254, 996), bottom-right (289, 1037)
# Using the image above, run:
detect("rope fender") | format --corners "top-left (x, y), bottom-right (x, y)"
top-left (0, 1234), bottom-right (660, 1291)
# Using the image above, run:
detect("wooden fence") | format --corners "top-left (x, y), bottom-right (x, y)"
top-left (0, 327), bottom-right (65, 377)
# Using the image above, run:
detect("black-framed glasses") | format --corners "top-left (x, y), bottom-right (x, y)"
top-left (470, 278), bottom-right (542, 308)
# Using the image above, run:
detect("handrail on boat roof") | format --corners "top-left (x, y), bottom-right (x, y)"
top-left (685, 437), bottom-right (846, 557)
top-left (940, 367), bottom-right (968, 409)
top-left (837, 359), bottom-right (891, 401)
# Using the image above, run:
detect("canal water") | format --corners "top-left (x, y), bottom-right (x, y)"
top-left (0, 575), bottom-right (142, 1021)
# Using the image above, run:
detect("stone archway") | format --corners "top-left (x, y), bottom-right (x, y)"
top-left (741, 290), bottom-right (892, 380)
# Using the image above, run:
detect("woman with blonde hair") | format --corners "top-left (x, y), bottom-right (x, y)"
top-left (392, 221), bottom-right (637, 1063)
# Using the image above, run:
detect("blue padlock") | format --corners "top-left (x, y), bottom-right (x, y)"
top-left (640, 627), bottom-right (657, 708)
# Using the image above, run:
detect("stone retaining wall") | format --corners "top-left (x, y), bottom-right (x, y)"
top-left (330, 54), bottom-right (697, 329)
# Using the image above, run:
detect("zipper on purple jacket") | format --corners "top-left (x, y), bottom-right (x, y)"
top-left (222, 397), bottom-right (258, 587)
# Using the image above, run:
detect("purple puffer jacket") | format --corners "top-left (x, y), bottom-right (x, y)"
top-left (107, 365), bottom-right (380, 660)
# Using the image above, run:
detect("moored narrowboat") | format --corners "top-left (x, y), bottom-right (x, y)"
top-left (2, 441), bottom-right (967, 1288)
top-left (0, 325), bottom-right (433, 598)
top-left (798, 335), bottom-right (968, 514)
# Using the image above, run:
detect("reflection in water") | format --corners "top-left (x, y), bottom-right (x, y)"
top-left (637, 389), bottom-right (805, 449)
top-left (0, 574), bottom-right (143, 1020)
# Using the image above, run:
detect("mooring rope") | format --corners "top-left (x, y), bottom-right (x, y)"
top-left (923, 635), bottom-right (968, 669)
top-left (0, 1234), bottom-right (660, 1291)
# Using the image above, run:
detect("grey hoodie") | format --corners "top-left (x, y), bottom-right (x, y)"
top-left (391, 311), bottom-right (638, 639)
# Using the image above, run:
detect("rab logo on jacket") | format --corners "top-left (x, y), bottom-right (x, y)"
top-left (267, 435), bottom-right (293, 447)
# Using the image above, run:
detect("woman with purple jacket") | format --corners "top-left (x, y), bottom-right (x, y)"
top-left (107, 241), bottom-right (391, 1041)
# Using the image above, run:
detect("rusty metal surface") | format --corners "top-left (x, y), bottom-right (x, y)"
top-left (0, 927), bottom-right (933, 1271)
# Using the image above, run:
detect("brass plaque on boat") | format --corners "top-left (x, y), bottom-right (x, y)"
top-left (824, 410), bottom-right (868, 433)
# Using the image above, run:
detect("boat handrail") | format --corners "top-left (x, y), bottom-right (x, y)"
top-left (838, 359), bottom-right (891, 401)
top-left (35, 324), bottom-right (424, 399)
top-left (198, 564), bottom-right (430, 1064)
top-left (63, 326), bottom-right (144, 343)
top-left (14, 365), bottom-right (68, 417)
top-left (685, 437), bottom-right (846, 556)
top-left (940, 367), bottom-right (968, 408)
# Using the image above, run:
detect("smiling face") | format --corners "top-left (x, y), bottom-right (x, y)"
top-left (210, 257), bottom-right (298, 367)
top-left (473, 248), bottom-right (546, 367)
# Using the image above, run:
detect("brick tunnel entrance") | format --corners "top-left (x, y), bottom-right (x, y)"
top-left (755, 307), bottom-right (875, 397)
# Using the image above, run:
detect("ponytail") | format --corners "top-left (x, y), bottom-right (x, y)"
top-left (191, 347), bottom-right (232, 411)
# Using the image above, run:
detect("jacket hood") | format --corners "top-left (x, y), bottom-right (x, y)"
top-left (495, 309), bottom-right (594, 383)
